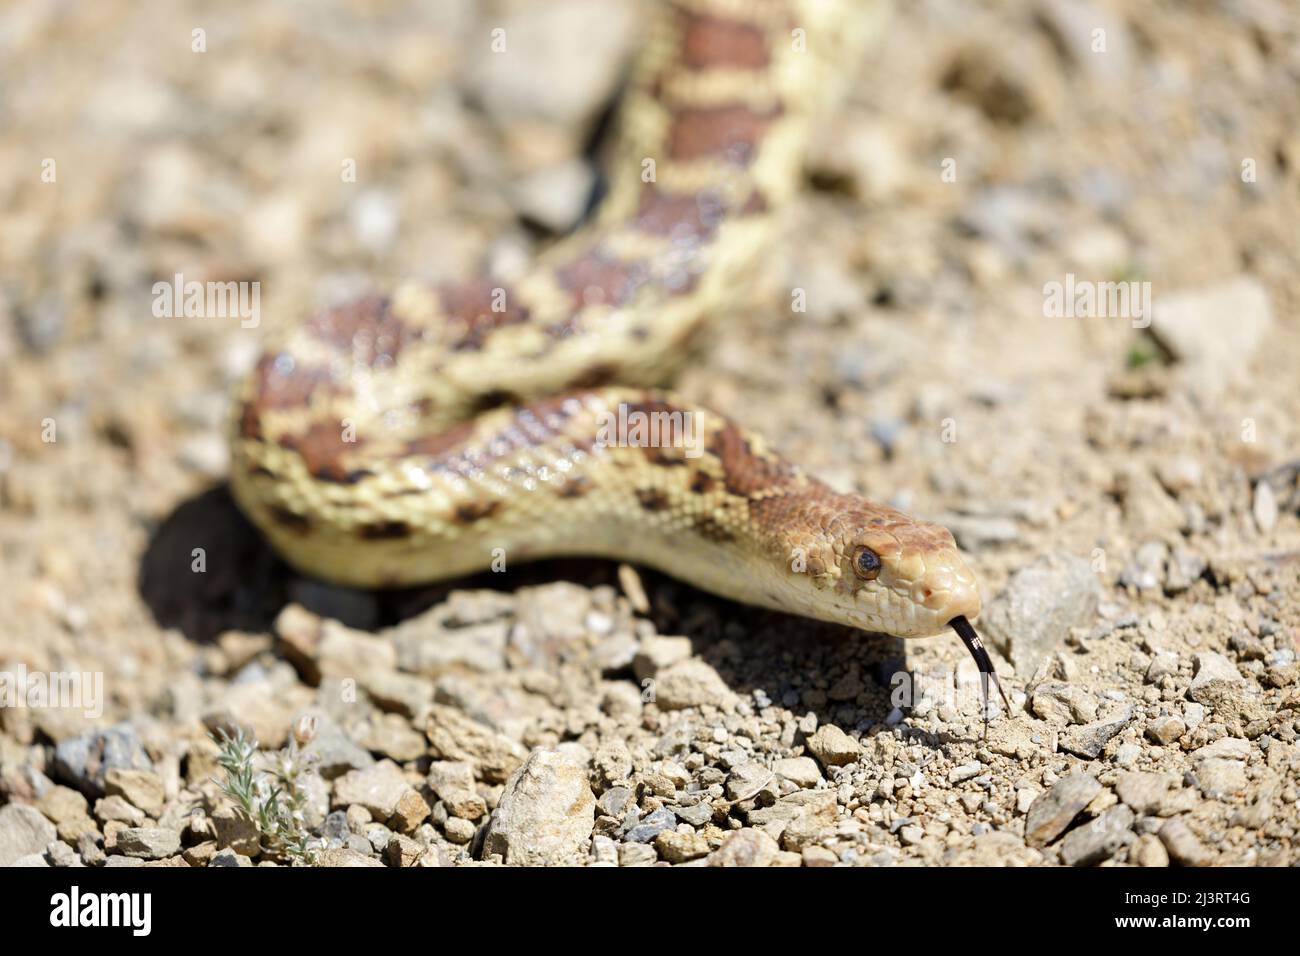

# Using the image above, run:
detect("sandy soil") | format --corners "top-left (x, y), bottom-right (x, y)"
top-left (1, 0), bottom-right (1297, 867)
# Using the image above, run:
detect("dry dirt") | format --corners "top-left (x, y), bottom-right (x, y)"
top-left (1, 0), bottom-right (1298, 867)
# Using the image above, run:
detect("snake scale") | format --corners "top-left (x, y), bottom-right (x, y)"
top-left (230, 0), bottom-right (1009, 716)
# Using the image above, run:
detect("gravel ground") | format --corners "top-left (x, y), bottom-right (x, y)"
top-left (1, 0), bottom-right (1298, 867)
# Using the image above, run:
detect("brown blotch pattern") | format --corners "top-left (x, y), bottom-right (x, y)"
top-left (250, 354), bottom-right (338, 412)
top-left (636, 488), bottom-right (671, 512)
top-left (439, 278), bottom-right (531, 351)
top-left (454, 500), bottom-right (501, 525)
top-left (358, 520), bottom-right (412, 540)
top-left (669, 104), bottom-right (781, 164)
top-left (278, 421), bottom-right (363, 483)
top-left (635, 188), bottom-right (722, 240)
top-left (692, 514), bottom-right (736, 543)
top-left (690, 470), bottom-right (715, 494)
top-left (268, 505), bottom-right (311, 534)
top-left (679, 10), bottom-right (770, 70)
top-left (555, 247), bottom-right (650, 309)
top-left (707, 421), bottom-right (799, 498)
top-left (306, 295), bottom-right (414, 368)
top-left (557, 475), bottom-right (594, 499)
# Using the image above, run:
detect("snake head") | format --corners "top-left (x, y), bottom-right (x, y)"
top-left (799, 504), bottom-right (981, 639)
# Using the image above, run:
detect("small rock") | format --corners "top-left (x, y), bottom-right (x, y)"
top-left (674, 802), bottom-right (715, 828)
top-left (360, 672), bottom-right (434, 718)
top-left (655, 829), bottom-right (710, 864)
top-left (806, 724), bottom-right (862, 768)
top-left (981, 552), bottom-right (1101, 676)
top-left (210, 808), bottom-right (260, 856)
top-left (425, 705), bottom-right (527, 784)
top-left (1158, 818), bottom-right (1212, 866)
top-left (36, 785), bottom-right (89, 825)
top-left (1060, 805), bottom-right (1135, 866)
top-left (1030, 682), bottom-right (1098, 725)
top-left (302, 715), bottom-right (374, 778)
top-left (1191, 759), bottom-right (1247, 800)
top-left (632, 636), bottom-right (694, 681)
top-left (443, 815), bottom-right (477, 845)
top-left (624, 808), bottom-right (677, 844)
top-left (385, 833), bottom-right (424, 867)
top-left (1253, 481), bottom-right (1278, 533)
top-left (618, 842), bottom-right (659, 867)
top-left (1132, 833), bottom-right (1169, 867)
top-left (651, 659), bottom-right (736, 711)
top-left (1115, 772), bottom-right (1173, 814)
top-left (93, 795), bottom-right (144, 826)
top-left (725, 762), bottom-right (775, 801)
top-left (709, 828), bottom-right (780, 867)
top-left (948, 762), bottom-right (983, 784)
top-left (388, 788), bottom-right (432, 834)
top-left (1060, 707), bottom-right (1134, 759)
top-left (315, 847), bottom-right (383, 867)
top-left (103, 768), bottom-right (166, 816)
top-left (0, 803), bottom-right (58, 866)
top-left (1025, 773), bottom-right (1102, 847)
top-left (1188, 652), bottom-right (1246, 705)
top-left (1145, 715), bottom-right (1186, 746)
top-left (1148, 277), bottom-right (1273, 391)
top-left (116, 827), bottom-right (181, 860)
top-left (482, 749), bottom-right (596, 865)
top-left (333, 760), bottom-right (411, 818)
top-left (51, 725), bottom-right (152, 797)
top-left (772, 756), bottom-right (823, 788)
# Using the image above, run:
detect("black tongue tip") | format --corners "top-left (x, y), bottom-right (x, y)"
top-left (949, 615), bottom-right (1012, 738)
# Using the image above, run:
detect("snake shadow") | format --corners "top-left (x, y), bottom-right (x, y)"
top-left (140, 484), bottom-right (957, 740)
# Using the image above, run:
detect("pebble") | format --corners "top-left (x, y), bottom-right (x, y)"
top-left (948, 762), bottom-right (983, 784)
top-left (1030, 682), bottom-right (1098, 725)
top-left (673, 802), bottom-right (715, 828)
top-left (632, 636), bottom-right (693, 681)
top-left (981, 552), bottom-right (1100, 676)
top-left (651, 659), bottom-right (737, 711)
top-left (482, 748), bottom-right (596, 865)
top-left (425, 705), bottom-right (527, 784)
top-left (1148, 277), bottom-right (1273, 392)
top-left (806, 724), bottom-right (862, 768)
top-left (0, 803), bottom-right (58, 866)
top-left (655, 829), bottom-right (710, 864)
top-left (624, 808), bottom-right (677, 844)
top-left (332, 760), bottom-right (411, 819)
top-left (772, 756), bottom-right (823, 788)
top-left (1060, 805), bottom-right (1135, 866)
top-left (1025, 773), bottom-right (1102, 847)
top-left (51, 724), bottom-right (153, 797)
top-left (390, 619), bottom-right (508, 675)
top-left (1115, 772), bottom-right (1173, 814)
top-left (1158, 818), bottom-right (1213, 866)
top-left (726, 762), bottom-right (775, 801)
top-left (1060, 707), bottom-right (1134, 759)
top-left (115, 826), bottom-right (181, 860)
top-left (103, 767), bottom-right (166, 816)
top-left (1145, 715), bottom-right (1186, 746)
top-left (618, 842), bottom-right (659, 867)
top-left (1253, 482), bottom-right (1278, 534)
top-left (315, 847), bottom-right (383, 868)
top-left (709, 828), bottom-right (780, 867)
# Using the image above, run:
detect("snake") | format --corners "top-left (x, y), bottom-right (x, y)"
top-left (229, 0), bottom-right (1010, 719)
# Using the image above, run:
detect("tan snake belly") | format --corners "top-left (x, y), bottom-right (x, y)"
top-left (230, 0), bottom-right (999, 683)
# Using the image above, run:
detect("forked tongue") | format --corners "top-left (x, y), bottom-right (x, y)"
top-left (949, 615), bottom-right (1011, 739)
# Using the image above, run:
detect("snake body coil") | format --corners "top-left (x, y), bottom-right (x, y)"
top-left (231, 0), bottom-right (990, 650)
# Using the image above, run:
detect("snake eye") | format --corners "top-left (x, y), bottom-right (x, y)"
top-left (852, 546), bottom-right (881, 580)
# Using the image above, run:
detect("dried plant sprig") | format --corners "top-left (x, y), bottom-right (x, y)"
top-left (211, 718), bottom-right (321, 865)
